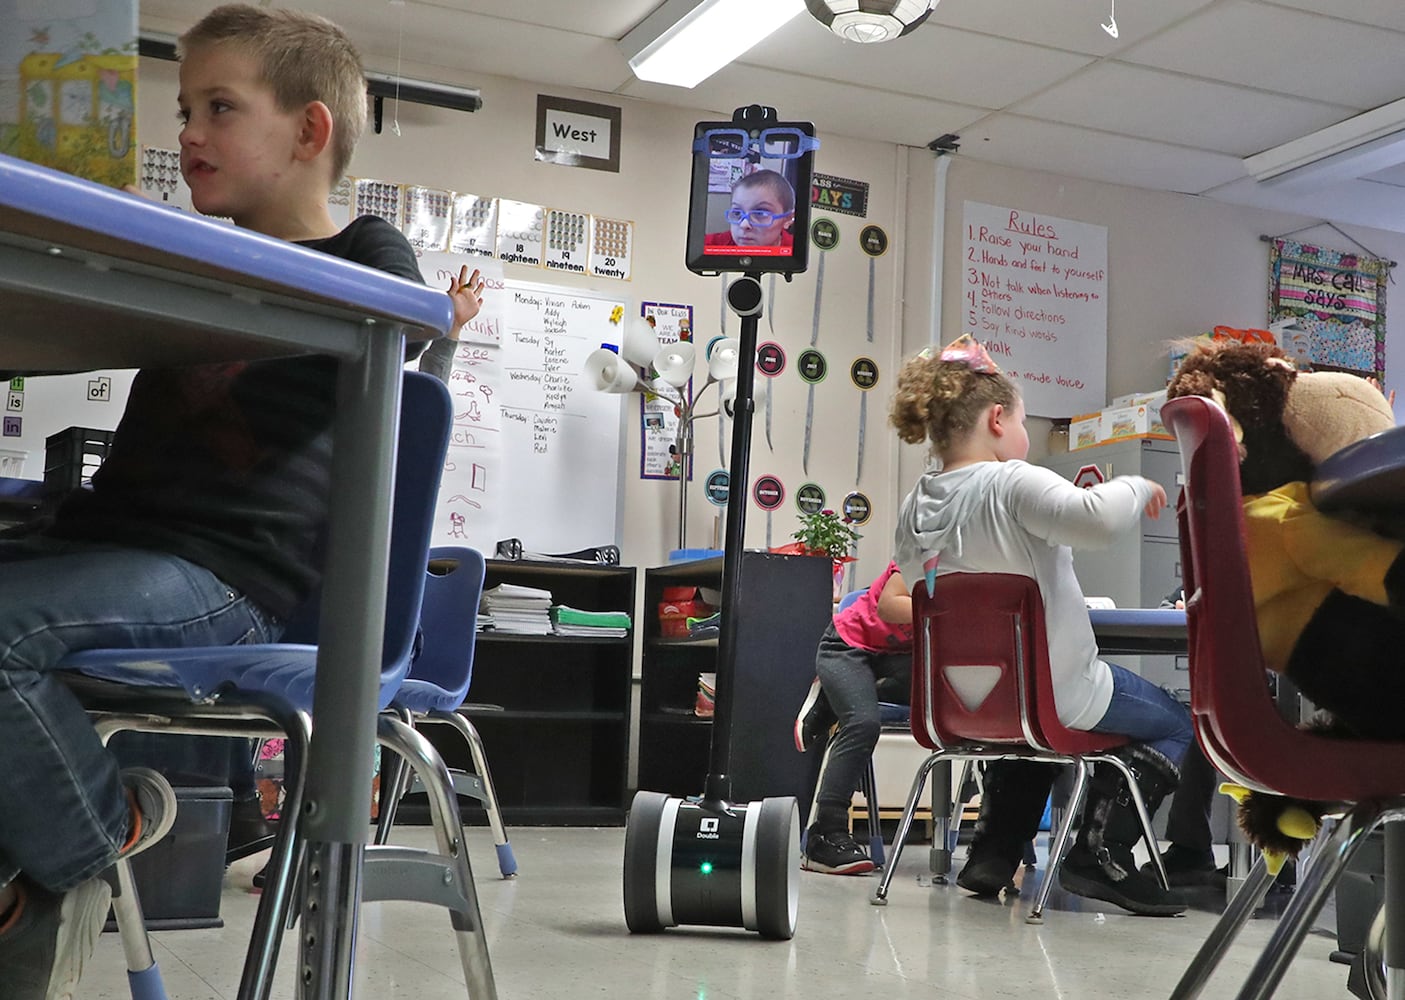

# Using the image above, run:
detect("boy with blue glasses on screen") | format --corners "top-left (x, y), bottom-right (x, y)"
top-left (704, 169), bottom-right (796, 250)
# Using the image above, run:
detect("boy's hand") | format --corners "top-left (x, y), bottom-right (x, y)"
top-left (447, 266), bottom-right (486, 340)
top-left (1143, 481), bottom-right (1168, 519)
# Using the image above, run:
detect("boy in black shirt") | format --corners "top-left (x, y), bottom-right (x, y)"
top-left (0, 7), bottom-right (482, 996)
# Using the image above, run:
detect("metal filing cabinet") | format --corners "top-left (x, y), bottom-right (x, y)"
top-left (1042, 437), bottom-right (1189, 699)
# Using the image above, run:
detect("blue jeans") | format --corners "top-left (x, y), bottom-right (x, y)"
top-left (0, 534), bottom-right (280, 892)
top-left (1090, 663), bottom-right (1192, 769)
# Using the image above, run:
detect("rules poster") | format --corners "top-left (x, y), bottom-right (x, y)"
top-left (961, 201), bottom-right (1107, 417)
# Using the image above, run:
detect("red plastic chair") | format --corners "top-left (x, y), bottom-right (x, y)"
top-left (1165, 393), bottom-right (1405, 1000)
top-left (870, 572), bottom-right (1167, 922)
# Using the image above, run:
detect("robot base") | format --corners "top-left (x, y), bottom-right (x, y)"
top-left (623, 791), bottom-right (799, 940)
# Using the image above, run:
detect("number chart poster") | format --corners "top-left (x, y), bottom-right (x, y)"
top-left (639, 302), bottom-right (694, 480)
top-left (961, 201), bottom-right (1107, 417)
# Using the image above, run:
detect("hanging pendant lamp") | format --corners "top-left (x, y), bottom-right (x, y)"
top-left (804, 0), bottom-right (937, 43)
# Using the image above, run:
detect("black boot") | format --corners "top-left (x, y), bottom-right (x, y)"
top-left (957, 761), bottom-right (1057, 896)
top-left (1058, 746), bottom-right (1186, 916)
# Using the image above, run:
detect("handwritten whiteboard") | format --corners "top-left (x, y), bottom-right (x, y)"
top-left (416, 253), bottom-right (626, 553)
top-left (961, 201), bottom-right (1107, 417)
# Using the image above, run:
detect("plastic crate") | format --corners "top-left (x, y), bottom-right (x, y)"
top-left (0, 448), bottom-right (26, 478)
top-left (43, 426), bottom-right (115, 497)
top-left (116, 785), bottom-right (233, 930)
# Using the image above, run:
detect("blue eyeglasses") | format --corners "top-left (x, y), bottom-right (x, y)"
top-left (725, 207), bottom-right (794, 226)
top-left (693, 127), bottom-right (820, 160)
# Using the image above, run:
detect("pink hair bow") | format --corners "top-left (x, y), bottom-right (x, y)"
top-left (937, 334), bottom-right (1000, 374)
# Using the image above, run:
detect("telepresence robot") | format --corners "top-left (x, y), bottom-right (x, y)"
top-left (623, 106), bottom-right (818, 940)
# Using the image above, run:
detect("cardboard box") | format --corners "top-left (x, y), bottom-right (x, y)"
top-left (1070, 412), bottom-right (1103, 450)
top-left (1100, 398), bottom-right (1172, 442)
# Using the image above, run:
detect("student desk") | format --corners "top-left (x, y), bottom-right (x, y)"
top-left (1088, 607), bottom-right (1187, 656)
top-left (0, 153), bottom-right (453, 998)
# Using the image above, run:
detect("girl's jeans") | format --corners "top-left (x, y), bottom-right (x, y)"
top-left (1090, 662), bottom-right (1193, 769)
top-left (0, 535), bottom-right (279, 892)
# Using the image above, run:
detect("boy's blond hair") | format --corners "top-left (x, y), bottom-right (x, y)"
top-left (179, 4), bottom-right (367, 183)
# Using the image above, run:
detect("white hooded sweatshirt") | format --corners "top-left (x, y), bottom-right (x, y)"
top-left (894, 460), bottom-right (1158, 730)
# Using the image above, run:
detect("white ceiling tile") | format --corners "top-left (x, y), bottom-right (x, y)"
top-left (738, 18), bottom-right (1092, 110)
top-left (962, 114), bottom-right (1249, 194)
top-left (419, 0), bottom-right (662, 37)
top-left (141, 0), bottom-right (638, 92)
top-left (1205, 174), bottom-right (1405, 234)
top-left (1365, 163), bottom-right (1405, 188)
top-left (134, 0), bottom-right (1405, 232)
top-left (931, 0), bottom-right (1218, 56)
top-left (1015, 63), bottom-right (1356, 156)
top-left (1122, 0), bottom-right (1405, 110)
top-left (621, 64), bottom-right (989, 148)
top-left (1270, 0), bottom-right (1405, 34)
top-left (320, 3), bottom-right (636, 93)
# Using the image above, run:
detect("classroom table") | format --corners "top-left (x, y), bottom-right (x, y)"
top-left (1088, 607), bottom-right (1186, 656)
top-left (0, 152), bottom-right (453, 998)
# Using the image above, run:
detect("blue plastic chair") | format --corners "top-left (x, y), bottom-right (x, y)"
top-left (374, 545), bottom-right (518, 878)
top-left (58, 372), bottom-right (496, 1000)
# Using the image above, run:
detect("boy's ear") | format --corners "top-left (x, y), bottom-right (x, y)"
top-left (293, 100), bottom-right (335, 163)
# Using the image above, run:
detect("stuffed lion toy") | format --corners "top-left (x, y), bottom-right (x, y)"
top-left (1167, 340), bottom-right (1403, 864)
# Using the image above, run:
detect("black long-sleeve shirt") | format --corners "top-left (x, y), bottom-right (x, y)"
top-left (47, 216), bottom-right (425, 620)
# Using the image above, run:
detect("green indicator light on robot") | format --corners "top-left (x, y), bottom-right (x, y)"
top-left (699, 861), bottom-right (713, 876)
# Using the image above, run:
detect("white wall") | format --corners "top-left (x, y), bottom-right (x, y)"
top-left (897, 151), bottom-right (1405, 493)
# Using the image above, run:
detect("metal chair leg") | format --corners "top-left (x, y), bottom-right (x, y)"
top-left (91, 726), bottom-right (166, 1000)
top-left (948, 759), bottom-right (972, 857)
top-left (1104, 754), bottom-right (1171, 891)
top-left (90, 702), bottom-right (309, 1000)
top-left (374, 707), bottom-right (415, 846)
top-left (238, 706), bottom-right (311, 1000)
top-left (109, 859), bottom-right (167, 1000)
top-left (872, 753), bottom-right (943, 905)
top-left (929, 760), bottom-right (954, 881)
top-left (1169, 854), bottom-right (1277, 1000)
top-left (1029, 760), bottom-right (1090, 924)
top-left (1385, 820), bottom-right (1405, 1000)
top-left (376, 714), bottom-right (497, 999)
top-left (1233, 801), bottom-right (1387, 1000)
top-left (430, 709), bottom-right (517, 878)
top-left (859, 759), bottom-right (884, 868)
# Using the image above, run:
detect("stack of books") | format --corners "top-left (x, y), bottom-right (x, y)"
top-left (480, 583), bottom-right (553, 635)
top-left (549, 605), bottom-right (632, 638)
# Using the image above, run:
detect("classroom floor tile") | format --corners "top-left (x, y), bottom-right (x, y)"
top-left (80, 827), bottom-right (1352, 999)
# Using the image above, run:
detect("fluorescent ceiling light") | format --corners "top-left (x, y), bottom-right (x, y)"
top-left (1245, 96), bottom-right (1405, 191)
top-left (620, 0), bottom-right (805, 89)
